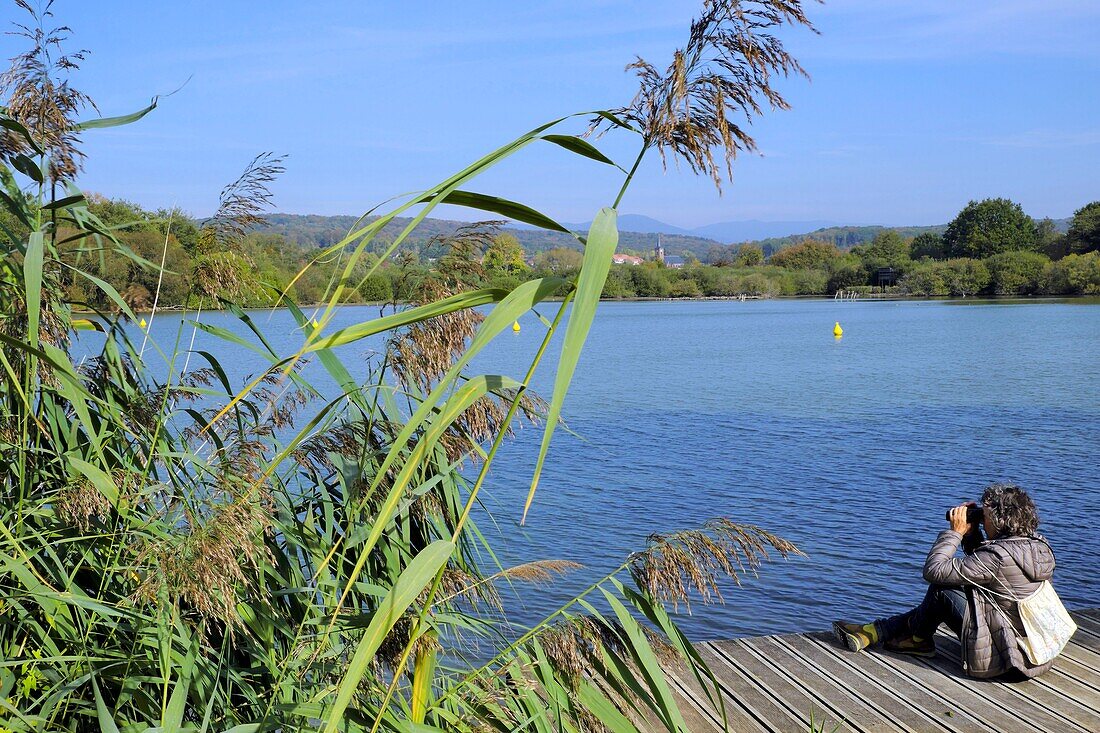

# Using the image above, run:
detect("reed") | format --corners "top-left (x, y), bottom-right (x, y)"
top-left (0, 1), bottom-right (813, 730)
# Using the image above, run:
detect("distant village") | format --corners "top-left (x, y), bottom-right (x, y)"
top-left (610, 236), bottom-right (684, 269)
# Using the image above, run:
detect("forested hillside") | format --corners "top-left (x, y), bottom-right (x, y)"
top-left (258, 213), bottom-right (718, 257)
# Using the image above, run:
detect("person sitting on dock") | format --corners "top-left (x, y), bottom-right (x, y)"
top-left (833, 483), bottom-right (1059, 679)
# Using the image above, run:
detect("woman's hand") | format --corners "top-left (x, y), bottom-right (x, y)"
top-left (948, 505), bottom-right (971, 534)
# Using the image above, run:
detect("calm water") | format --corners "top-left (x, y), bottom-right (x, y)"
top-left (87, 298), bottom-right (1100, 639)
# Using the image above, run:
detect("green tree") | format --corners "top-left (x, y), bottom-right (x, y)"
top-left (735, 243), bottom-right (764, 266)
top-left (1066, 201), bottom-right (1100, 255)
top-left (767, 239), bottom-right (838, 270)
top-left (483, 232), bottom-right (528, 274)
top-left (1033, 217), bottom-right (1067, 260)
top-left (707, 244), bottom-right (737, 265)
top-left (910, 232), bottom-right (946, 260)
top-left (826, 253), bottom-right (865, 293)
top-left (533, 246), bottom-right (583, 274)
top-left (863, 230), bottom-right (910, 266)
top-left (943, 198), bottom-right (1038, 258)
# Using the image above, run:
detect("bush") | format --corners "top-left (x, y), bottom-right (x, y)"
top-left (788, 268), bottom-right (829, 295)
top-left (630, 265), bottom-right (672, 297)
top-left (768, 239), bottom-right (839, 270)
top-left (669, 279), bottom-right (702, 297)
top-left (704, 271), bottom-right (742, 296)
top-left (984, 251), bottom-right (1049, 295)
top-left (1044, 251), bottom-right (1100, 295)
top-left (942, 258), bottom-right (990, 296)
top-left (827, 254), bottom-right (865, 293)
top-left (900, 261), bottom-right (948, 296)
top-left (739, 272), bottom-right (781, 296)
top-left (359, 272), bottom-right (394, 302)
top-left (601, 266), bottom-right (636, 297)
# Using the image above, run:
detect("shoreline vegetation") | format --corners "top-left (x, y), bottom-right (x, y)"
top-left (34, 193), bottom-right (1099, 318)
top-left (84, 291), bottom-right (1100, 317)
top-left (1, 1), bottom-right (818, 730)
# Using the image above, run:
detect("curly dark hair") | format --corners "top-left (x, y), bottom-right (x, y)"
top-left (981, 483), bottom-right (1040, 537)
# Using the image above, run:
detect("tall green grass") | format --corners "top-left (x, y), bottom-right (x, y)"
top-left (0, 2), bottom-right (813, 730)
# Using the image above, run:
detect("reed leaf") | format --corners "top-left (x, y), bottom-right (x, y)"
top-left (322, 540), bottom-right (454, 733)
top-left (523, 208), bottom-right (618, 523)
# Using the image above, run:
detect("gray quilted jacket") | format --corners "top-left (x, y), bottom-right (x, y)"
top-left (923, 530), bottom-right (1056, 679)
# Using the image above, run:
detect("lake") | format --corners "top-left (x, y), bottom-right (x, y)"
top-left (92, 298), bottom-right (1100, 639)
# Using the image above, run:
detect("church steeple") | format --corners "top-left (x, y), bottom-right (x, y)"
top-left (654, 233), bottom-right (665, 264)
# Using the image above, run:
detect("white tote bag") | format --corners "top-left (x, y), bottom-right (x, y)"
top-left (973, 550), bottom-right (1076, 666)
top-left (1014, 580), bottom-right (1077, 665)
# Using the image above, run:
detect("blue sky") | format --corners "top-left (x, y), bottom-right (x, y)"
top-left (38, 1), bottom-right (1100, 228)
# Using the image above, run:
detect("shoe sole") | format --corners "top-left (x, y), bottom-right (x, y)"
top-left (832, 621), bottom-right (865, 653)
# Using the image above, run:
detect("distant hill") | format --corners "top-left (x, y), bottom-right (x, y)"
top-left (747, 224), bottom-right (948, 253)
top-left (254, 213), bottom-right (1073, 262)
top-left (256, 213), bottom-right (722, 259)
top-left (693, 219), bottom-right (838, 242)
top-left (564, 214), bottom-right (840, 244)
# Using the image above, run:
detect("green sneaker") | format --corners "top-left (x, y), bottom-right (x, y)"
top-left (884, 636), bottom-right (936, 658)
top-left (833, 620), bottom-right (876, 652)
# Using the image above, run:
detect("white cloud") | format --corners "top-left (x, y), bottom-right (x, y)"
top-left (968, 129), bottom-right (1100, 149)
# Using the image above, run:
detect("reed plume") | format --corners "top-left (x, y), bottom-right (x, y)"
top-left (597, 0), bottom-right (816, 191)
top-left (0, 0), bottom-right (96, 182)
top-left (629, 518), bottom-right (803, 611)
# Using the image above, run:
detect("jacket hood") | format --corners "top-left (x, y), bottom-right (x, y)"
top-left (996, 536), bottom-right (1055, 582)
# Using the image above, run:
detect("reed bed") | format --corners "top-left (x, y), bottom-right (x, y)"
top-left (0, 1), bottom-right (813, 730)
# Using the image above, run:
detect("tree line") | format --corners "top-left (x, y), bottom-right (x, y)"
top-left (29, 194), bottom-right (1098, 311)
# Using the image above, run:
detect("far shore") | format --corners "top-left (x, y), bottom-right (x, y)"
top-left (75, 293), bottom-right (1100, 317)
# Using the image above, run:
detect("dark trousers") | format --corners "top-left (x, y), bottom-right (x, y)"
top-left (875, 584), bottom-right (966, 642)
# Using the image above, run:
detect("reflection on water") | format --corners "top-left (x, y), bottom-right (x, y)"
top-left (80, 298), bottom-right (1100, 639)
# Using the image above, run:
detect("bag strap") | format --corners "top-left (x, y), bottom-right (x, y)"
top-left (969, 551), bottom-right (1021, 602)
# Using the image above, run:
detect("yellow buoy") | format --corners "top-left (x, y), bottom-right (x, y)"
top-left (512, 320), bottom-right (521, 333)
top-left (833, 321), bottom-right (843, 338)
top-left (139, 317), bottom-right (148, 329)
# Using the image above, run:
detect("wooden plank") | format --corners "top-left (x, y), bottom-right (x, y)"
top-left (663, 673), bottom-right (727, 733)
top-left (717, 637), bottom-right (855, 732)
top-left (805, 633), bottom-right (997, 733)
top-left (785, 633), bottom-right (969, 733)
top-left (760, 634), bottom-right (932, 733)
top-left (1074, 608), bottom-right (1100, 625)
top-left (913, 634), bottom-right (1095, 733)
top-left (696, 641), bottom-right (813, 732)
top-left (1069, 613), bottom-right (1100, 644)
top-left (653, 611), bottom-right (1100, 733)
top-left (1059, 635), bottom-right (1100, 674)
top-left (934, 634), bottom-right (1100, 732)
top-left (846, 638), bottom-right (1048, 733)
top-left (664, 664), bottom-right (762, 733)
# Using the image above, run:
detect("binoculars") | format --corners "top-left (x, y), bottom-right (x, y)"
top-left (946, 505), bottom-right (984, 524)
